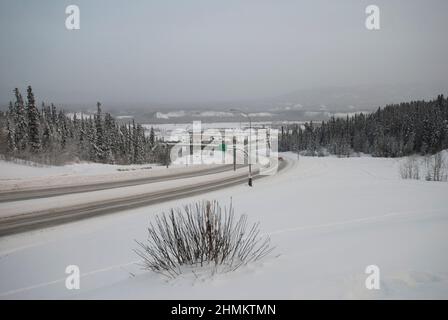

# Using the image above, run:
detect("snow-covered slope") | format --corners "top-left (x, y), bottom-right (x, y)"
top-left (0, 160), bottom-right (157, 180)
top-left (0, 154), bottom-right (447, 299)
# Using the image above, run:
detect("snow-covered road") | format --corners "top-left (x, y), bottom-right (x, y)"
top-left (0, 153), bottom-right (447, 299)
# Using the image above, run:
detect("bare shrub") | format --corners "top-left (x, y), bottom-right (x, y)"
top-left (134, 200), bottom-right (274, 278)
top-left (399, 156), bottom-right (420, 180)
top-left (425, 153), bottom-right (448, 182)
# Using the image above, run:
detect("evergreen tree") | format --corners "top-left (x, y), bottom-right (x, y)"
top-left (103, 112), bottom-right (115, 163)
top-left (13, 88), bottom-right (28, 151)
top-left (95, 102), bottom-right (105, 162)
top-left (6, 116), bottom-right (16, 153)
top-left (26, 86), bottom-right (41, 152)
top-left (149, 126), bottom-right (155, 147)
top-left (41, 121), bottom-right (51, 151)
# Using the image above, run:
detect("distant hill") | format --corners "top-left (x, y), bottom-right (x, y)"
top-left (268, 83), bottom-right (448, 112)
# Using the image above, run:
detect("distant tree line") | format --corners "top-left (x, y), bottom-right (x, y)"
top-left (279, 95), bottom-right (448, 157)
top-left (0, 86), bottom-right (170, 165)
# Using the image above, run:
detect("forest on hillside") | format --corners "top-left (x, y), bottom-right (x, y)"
top-left (1, 88), bottom-right (447, 166)
top-left (0, 86), bottom-right (170, 165)
top-left (279, 95), bottom-right (448, 157)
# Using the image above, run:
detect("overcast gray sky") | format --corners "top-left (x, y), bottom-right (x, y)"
top-left (0, 0), bottom-right (447, 106)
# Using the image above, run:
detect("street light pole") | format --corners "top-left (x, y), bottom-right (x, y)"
top-left (230, 109), bottom-right (253, 187)
top-left (248, 116), bottom-right (253, 187)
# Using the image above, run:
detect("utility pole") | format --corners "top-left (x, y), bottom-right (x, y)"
top-left (248, 116), bottom-right (253, 187)
top-left (233, 135), bottom-right (236, 171)
top-left (230, 109), bottom-right (253, 187)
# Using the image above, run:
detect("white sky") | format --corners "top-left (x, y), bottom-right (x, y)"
top-left (0, 0), bottom-right (447, 106)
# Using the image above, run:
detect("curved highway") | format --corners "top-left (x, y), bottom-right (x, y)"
top-left (0, 164), bottom-right (244, 202)
top-left (0, 160), bottom-right (287, 236)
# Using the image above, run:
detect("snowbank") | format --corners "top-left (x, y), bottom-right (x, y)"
top-left (0, 159), bottom-right (217, 192)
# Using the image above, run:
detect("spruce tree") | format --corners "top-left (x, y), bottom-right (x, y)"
top-left (6, 116), bottom-right (16, 153)
top-left (95, 102), bottom-right (105, 162)
top-left (26, 86), bottom-right (41, 152)
top-left (13, 88), bottom-right (28, 151)
top-left (149, 126), bottom-right (155, 147)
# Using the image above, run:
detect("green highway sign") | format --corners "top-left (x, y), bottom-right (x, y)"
top-left (219, 143), bottom-right (227, 152)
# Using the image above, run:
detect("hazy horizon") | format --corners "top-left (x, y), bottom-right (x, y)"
top-left (1, 0), bottom-right (447, 108)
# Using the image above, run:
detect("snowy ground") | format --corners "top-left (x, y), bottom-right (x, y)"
top-left (0, 159), bottom-right (159, 180)
top-left (0, 153), bottom-right (448, 299)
